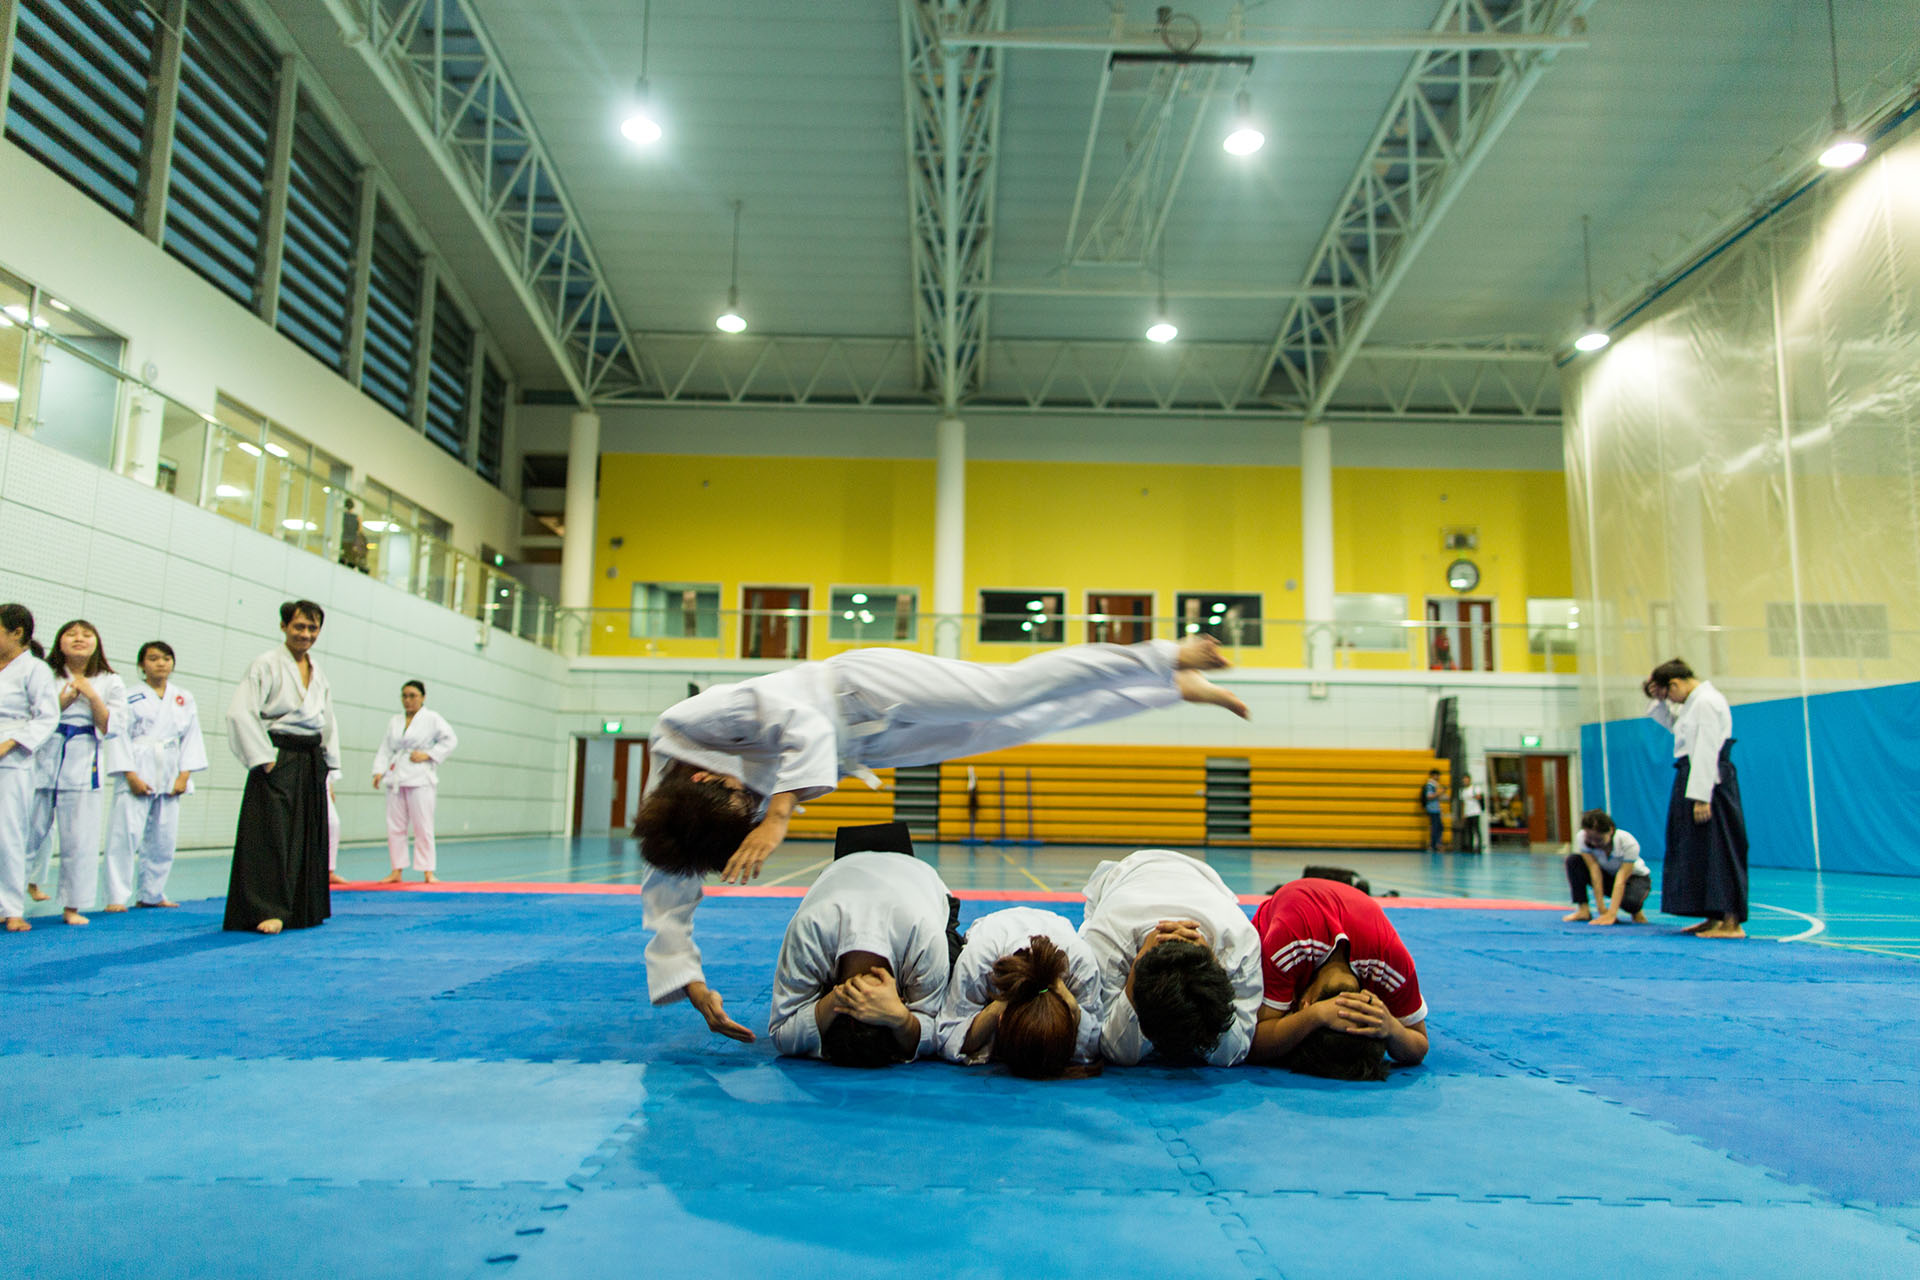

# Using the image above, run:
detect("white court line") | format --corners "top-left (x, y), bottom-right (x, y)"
top-left (1752, 900), bottom-right (1826, 943)
top-left (757, 859), bottom-right (831, 889)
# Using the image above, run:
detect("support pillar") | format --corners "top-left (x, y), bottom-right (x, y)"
top-left (558, 409), bottom-right (600, 612)
top-left (1301, 421), bottom-right (1335, 670)
top-left (116, 389), bottom-right (164, 487)
top-left (933, 414), bottom-right (966, 658)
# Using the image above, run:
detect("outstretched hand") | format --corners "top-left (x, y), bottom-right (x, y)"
top-left (687, 980), bottom-right (756, 1043)
top-left (719, 815), bottom-right (788, 884)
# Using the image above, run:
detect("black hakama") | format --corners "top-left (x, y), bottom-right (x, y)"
top-left (223, 731), bottom-right (332, 932)
top-left (1660, 739), bottom-right (1748, 923)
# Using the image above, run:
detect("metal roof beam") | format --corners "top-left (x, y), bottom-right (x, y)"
top-left (941, 27), bottom-right (1587, 55)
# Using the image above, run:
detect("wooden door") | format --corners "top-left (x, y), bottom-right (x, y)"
top-left (742, 587), bottom-right (810, 659)
top-left (1522, 754), bottom-right (1572, 845)
top-left (1460, 598), bottom-right (1495, 671)
top-left (1086, 592), bottom-right (1153, 644)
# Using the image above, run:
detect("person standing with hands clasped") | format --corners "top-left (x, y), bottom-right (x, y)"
top-left (1644, 658), bottom-right (1747, 939)
top-left (101, 641), bottom-right (208, 911)
top-left (28, 620), bottom-right (129, 924)
top-left (371, 680), bottom-right (457, 884)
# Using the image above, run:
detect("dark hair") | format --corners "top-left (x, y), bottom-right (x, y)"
top-left (280, 599), bottom-right (325, 627)
top-left (137, 640), bottom-right (175, 666)
top-left (1427, 769), bottom-right (1440, 777)
top-left (1580, 808), bottom-right (1615, 836)
top-left (48, 620), bottom-right (112, 678)
top-left (403, 680), bottom-right (425, 696)
top-left (1648, 658), bottom-right (1694, 689)
top-left (0, 604), bottom-right (44, 661)
top-left (821, 1010), bottom-right (910, 1068)
top-left (1130, 939), bottom-right (1234, 1062)
top-left (634, 763), bottom-right (759, 876)
top-left (344, 497), bottom-right (356, 510)
top-left (1281, 1026), bottom-right (1390, 1082)
top-left (990, 935), bottom-right (1096, 1080)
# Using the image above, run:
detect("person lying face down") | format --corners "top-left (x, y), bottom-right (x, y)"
top-left (1076, 849), bottom-right (1264, 1066)
top-left (1247, 878), bottom-right (1430, 1080)
top-left (767, 851), bottom-right (956, 1067)
top-left (936, 906), bottom-right (1105, 1078)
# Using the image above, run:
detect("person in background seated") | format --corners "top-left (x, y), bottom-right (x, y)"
top-left (767, 851), bottom-right (956, 1067)
top-left (937, 906), bottom-right (1104, 1078)
top-left (1247, 878), bottom-right (1429, 1081)
top-left (1564, 809), bottom-right (1651, 926)
top-left (1077, 848), bottom-right (1262, 1067)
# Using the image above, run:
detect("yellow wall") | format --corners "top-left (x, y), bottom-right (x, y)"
top-left (589, 453), bottom-right (1570, 669)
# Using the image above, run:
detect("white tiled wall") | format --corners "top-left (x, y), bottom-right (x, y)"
top-left (0, 431), bottom-right (571, 850)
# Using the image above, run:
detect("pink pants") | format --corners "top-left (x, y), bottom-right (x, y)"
top-left (386, 785), bottom-right (436, 871)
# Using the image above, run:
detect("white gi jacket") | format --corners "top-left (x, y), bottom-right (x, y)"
top-left (767, 852), bottom-right (953, 1061)
top-left (1647, 680), bottom-right (1733, 804)
top-left (227, 648), bottom-right (341, 771)
top-left (373, 710), bottom-right (457, 789)
top-left (1078, 848), bottom-right (1263, 1067)
top-left (934, 906), bottom-right (1104, 1065)
top-left (119, 682), bottom-right (209, 792)
top-left (33, 670), bottom-right (128, 791)
top-left (0, 655), bottom-right (58, 773)
top-left (643, 642), bottom-right (1183, 1005)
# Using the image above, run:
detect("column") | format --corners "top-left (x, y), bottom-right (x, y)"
top-left (933, 414), bottom-right (966, 658)
top-left (558, 409), bottom-right (600, 611)
top-left (1300, 421), bottom-right (1335, 670)
top-left (116, 389), bottom-right (165, 487)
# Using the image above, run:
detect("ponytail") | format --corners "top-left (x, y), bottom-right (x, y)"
top-left (989, 936), bottom-right (1097, 1080)
top-left (0, 603), bottom-right (41, 660)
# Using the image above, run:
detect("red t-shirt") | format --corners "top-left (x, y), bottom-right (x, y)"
top-left (1252, 879), bottom-right (1427, 1025)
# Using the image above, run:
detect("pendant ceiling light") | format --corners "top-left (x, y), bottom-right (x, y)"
top-left (1816, 0), bottom-right (1864, 169)
top-left (1573, 215), bottom-right (1609, 354)
top-left (620, 0), bottom-right (663, 145)
top-left (715, 200), bottom-right (747, 333)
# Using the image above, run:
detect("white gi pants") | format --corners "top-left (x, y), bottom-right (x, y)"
top-left (0, 769), bottom-right (33, 919)
top-left (386, 785), bottom-right (436, 871)
top-left (103, 785), bottom-right (182, 905)
top-left (29, 787), bottom-right (103, 910)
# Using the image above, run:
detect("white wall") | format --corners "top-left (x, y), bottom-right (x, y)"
top-left (0, 430), bottom-right (569, 851)
top-left (0, 140), bottom-right (522, 556)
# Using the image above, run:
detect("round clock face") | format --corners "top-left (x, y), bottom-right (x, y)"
top-left (1446, 558), bottom-right (1480, 592)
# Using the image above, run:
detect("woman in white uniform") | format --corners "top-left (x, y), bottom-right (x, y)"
top-left (0, 605), bottom-right (59, 933)
top-left (371, 680), bottom-right (457, 884)
top-left (936, 906), bottom-right (1105, 1078)
top-left (27, 620), bottom-right (129, 925)
top-left (101, 641), bottom-right (208, 911)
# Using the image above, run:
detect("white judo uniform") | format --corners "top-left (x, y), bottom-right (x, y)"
top-left (28, 670), bottom-right (129, 911)
top-left (1078, 848), bottom-right (1263, 1067)
top-left (102, 681), bottom-right (208, 906)
top-left (767, 852), bottom-right (953, 1060)
top-left (372, 709), bottom-right (457, 871)
top-left (935, 906), bottom-right (1105, 1065)
top-left (643, 641), bottom-right (1187, 1006)
top-left (0, 653), bottom-right (60, 919)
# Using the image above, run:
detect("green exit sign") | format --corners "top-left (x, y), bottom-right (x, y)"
top-left (602, 720), bottom-right (623, 734)
top-left (1520, 733), bottom-right (1542, 748)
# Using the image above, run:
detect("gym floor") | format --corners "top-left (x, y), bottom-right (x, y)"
top-left (4, 837), bottom-right (1918, 1278)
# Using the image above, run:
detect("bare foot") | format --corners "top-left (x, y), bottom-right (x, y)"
top-left (1589, 911), bottom-right (1619, 926)
top-left (5, 917), bottom-right (29, 932)
top-left (1174, 669), bottom-right (1250, 719)
top-left (256, 918), bottom-right (284, 935)
top-left (1698, 923), bottom-right (1746, 939)
top-left (63, 909), bottom-right (89, 926)
top-left (1175, 633), bottom-right (1229, 670)
top-left (1680, 920), bottom-right (1711, 934)
top-left (1630, 910), bottom-right (1648, 924)
top-left (422, 871), bottom-right (439, 884)
top-left (136, 899), bottom-right (180, 909)
top-left (1562, 907), bottom-right (1591, 922)
top-left (379, 870), bottom-right (404, 884)
top-left (27, 884), bottom-right (47, 902)
top-left (102, 904), bottom-right (129, 914)
top-left (328, 873), bottom-right (347, 885)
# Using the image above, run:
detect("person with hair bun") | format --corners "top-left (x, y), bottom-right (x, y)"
top-left (0, 605), bottom-right (58, 933)
top-left (937, 907), bottom-right (1104, 1077)
top-left (371, 679), bottom-right (457, 884)
top-left (1644, 658), bottom-right (1747, 939)
top-left (27, 620), bottom-right (129, 924)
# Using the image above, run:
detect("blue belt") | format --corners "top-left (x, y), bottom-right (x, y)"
top-left (55, 722), bottom-right (100, 790)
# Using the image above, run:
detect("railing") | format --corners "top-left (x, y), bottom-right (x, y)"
top-left (553, 607), bottom-right (1588, 672)
top-left (3, 323), bottom-right (562, 650)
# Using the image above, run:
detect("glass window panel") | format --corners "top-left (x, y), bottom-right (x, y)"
top-left (978, 590), bottom-right (1062, 644)
top-left (1334, 593), bottom-right (1408, 652)
top-left (829, 587), bottom-right (917, 642)
top-left (631, 583), bottom-right (720, 639)
top-left (1175, 592), bottom-right (1263, 647)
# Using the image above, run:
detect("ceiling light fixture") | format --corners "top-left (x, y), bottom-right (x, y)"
top-left (1146, 234), bottom-right (1177, 344)
top-left (715, 199), bottom-right (747, 333)
top-left (1573, 214), bottom-right (1609, 354)
top-left (1816, 0), bottom-right (1864, 169)
top-left (1222, 87), bottom-right (1264, 156)
top-left (620, 0), bottom-right (663, 145)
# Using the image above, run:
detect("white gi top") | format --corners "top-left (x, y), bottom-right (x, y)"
top-left (1646, 680), bottom-right (1733, 804)
top-left (1577, 827), bottom-right (1648, 878)
top-left (767, 852), bottom-right (953, 1061)
top-left (0, 653), bottom-right (59, 773)
top-left (643, 642), bottom-right (1183, 1005)
top-left (227, 647), bottom-right (341, 771)
top-left (33, 669), bottom-right (128, 791)
top-left (1461, 783), bottom-right (1483, 817)
top-left (935, 906), bottom-right (1104, 1066)
top-left (1078, 848), bottom-right (1263, 1067)
top-left (373, 709), bottom-right (458, 789)
top-left (119, 681), bottom-right (209, 793)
